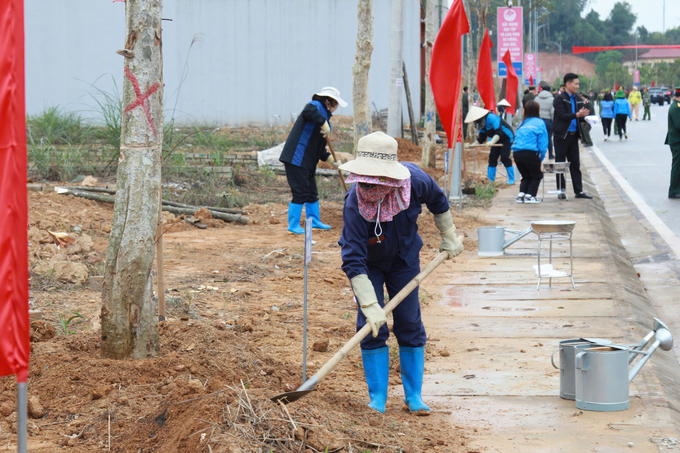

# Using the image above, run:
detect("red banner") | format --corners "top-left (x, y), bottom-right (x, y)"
top-left (476, 28), bottom-right (496, 113)
top-left (429, 0), bottom-right (469, 147)
top-left (572, 45), bottom-right (680, 54)
top-left (502, 50), bottom-right (518, 115)
top-left (0, 0), bottom-right (30, 383)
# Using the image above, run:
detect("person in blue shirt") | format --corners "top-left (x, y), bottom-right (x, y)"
top-left (600, 92), bottom-right (615, 141)
top-left (464, 105), bottom-right (516, 184)
top-left (279, 87), bottom-right (347, 234)
top-left (511, 101), bottom-right (548, 203)
top-left (613, 89), bottom-right (632, 140)
top-left (337, 132), bottom-right (464, 415)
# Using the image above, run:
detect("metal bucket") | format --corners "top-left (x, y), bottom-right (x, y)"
top-left (551, 338), bottom-right (612, 400)
top-left (574, 344), bottom-right (631, 412)
top-left (477, 226), bottom-right (505, 257)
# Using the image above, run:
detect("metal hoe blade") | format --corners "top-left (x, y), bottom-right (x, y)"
top-left (270, 389), bottom-right (315, 404)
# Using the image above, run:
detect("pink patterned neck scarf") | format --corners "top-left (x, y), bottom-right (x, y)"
top-left (347, 174), bottom-right (412, 223)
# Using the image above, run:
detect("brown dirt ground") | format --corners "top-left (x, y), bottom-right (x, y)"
top-left (1, 184), bottom-right (489, 452)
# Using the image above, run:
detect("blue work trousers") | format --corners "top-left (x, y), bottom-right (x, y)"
top-left (356, 255), bottom-right (427, 350)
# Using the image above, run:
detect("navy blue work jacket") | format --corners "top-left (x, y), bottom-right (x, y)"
top-left (339, 163), bottom-right (449, 280)
top-left (279, 101), bottom-right (331, 171)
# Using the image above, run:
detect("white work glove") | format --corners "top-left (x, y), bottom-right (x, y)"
top-left (433, 210), bottom-right (464, 259)
top-left (326, 150), bottom-right (342, 168)
top-left (350, 274), bottom-right (386, 337)
top-left (487, 134), bottom-right (500, 146)
top-left (320, 121), bottom-right (331, 138)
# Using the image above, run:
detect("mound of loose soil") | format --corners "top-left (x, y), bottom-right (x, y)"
top-left (10, 174), bottom-right (488, 452)
top-left (396, 138), bottom-right (423, 163)
top-left (0, 316), bottom-right (465, 452)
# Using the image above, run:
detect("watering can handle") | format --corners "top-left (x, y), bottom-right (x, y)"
top-left (551, 349), bottom-right (559, 369)
top-left (575, 351), bottom-right (588, 371)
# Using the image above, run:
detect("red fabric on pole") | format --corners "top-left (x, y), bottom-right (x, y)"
top-left (529, 76), bottom-right (534, 86)
top-left (652, 81), bottom-right (655, 87)
top-left (615, 82), bottom-right (619, 91)
top-left (429, 0), bottom-right (469, 148)
top-left (572, 45), bottom-right (680, 54)
top-left (476, 28), bottom-right (496, 113)
top-left (0, 0), bottom-right (30, 384)
top-left (502, 50), bottom-right (518, 115)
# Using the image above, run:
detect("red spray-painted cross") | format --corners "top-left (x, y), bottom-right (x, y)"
top-left (123, 66), bottom-right (160, 135)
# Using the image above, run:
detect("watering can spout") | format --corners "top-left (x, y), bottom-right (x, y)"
top-left (628, 328), bottom-right (674, 383)
top-left (502, 227), bottom-right (533, 249)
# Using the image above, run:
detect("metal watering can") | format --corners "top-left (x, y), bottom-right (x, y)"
top-left (551, 338), bottom-right (612, 400)
top-left (574, 326), bottom-right (673, 412)
top-left (551, 318), bottom-right (670, 402)
top-left (478, 221), bottom-right (577, 257)
top-left (477, 226), bottom-right (532, 257)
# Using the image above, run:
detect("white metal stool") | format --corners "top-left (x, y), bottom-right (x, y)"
top-left (530, 221), bottom-right (577, 290)
top-left (541, 162), bottom-right (571, 201)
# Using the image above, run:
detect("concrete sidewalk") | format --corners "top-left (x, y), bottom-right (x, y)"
top-left (421, 152), bottom-right (680, 452)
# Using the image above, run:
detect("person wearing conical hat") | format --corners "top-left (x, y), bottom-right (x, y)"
top-left (497, 98), bottom-right (511, 120)
top-left (338, 132), bottom-right (464, 415)
top-left (465, 105), bottom-right (516, 184)
top-left (279, 87), bottom-right (347, 234)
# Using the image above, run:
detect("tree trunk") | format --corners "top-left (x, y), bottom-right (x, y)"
top-left (352, 0), bottom-right (374, 154)
top-left (387, 0), bottom-right (404, 138)
top-left (421, 0), bottom-right (437, 168)
top-left (101, 0), bottom-right (163, 360)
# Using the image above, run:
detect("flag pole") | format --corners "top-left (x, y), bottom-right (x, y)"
top-left (17, 382), bottom-right (27, 453)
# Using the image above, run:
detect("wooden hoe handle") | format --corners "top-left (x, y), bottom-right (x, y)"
top-left (325, 137), bottom-right (349, 193)
top-left (300, 252), bottom-right (449, 389)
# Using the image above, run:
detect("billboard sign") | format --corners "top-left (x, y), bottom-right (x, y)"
top-left (497, 7), bottom-right (523, 78)
top-left (524, 53), bottom-right (536, 85)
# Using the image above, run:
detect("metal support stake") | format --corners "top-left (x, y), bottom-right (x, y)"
top-left (449, 142), bottom-right (463, 206)
top-left (302, 219), bottom-right (312, 382)
top-left (444, 150), bottom-right (450, 197)
top-left (17, 382), bottom-right (27, 453)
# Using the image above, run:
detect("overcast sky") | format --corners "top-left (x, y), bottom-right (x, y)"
top-left (448, 0), bottom-right (679, 34)
top-left (585, 0), bottom-right (679, 33)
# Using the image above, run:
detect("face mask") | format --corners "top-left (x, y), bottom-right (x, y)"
top-left (358, 183), bottom-right (393, 203)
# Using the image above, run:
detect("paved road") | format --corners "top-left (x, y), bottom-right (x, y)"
top-left (589, 102), bottom-right (680, 238)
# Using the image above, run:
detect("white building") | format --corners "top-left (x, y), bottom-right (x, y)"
top-left (25, 0), bottom-right (424, 127)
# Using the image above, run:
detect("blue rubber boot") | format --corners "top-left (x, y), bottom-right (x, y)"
top-left (506, 166), bottom-right (516, 185)
top-left (487, 166), bottom-right (496, 182)
top-left (305, 201), bottom-right (331, 230)
top-left (287, 203), bottom-right (304, 234)
top-left (399, 346), bottom-right (430, 414)
top-left (361, 347), bottom-right (389, 413)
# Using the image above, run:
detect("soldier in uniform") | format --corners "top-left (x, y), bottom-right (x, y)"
top-left (666, 87), bottom-right (680, 199)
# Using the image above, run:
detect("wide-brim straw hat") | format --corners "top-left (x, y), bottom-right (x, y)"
top-left (314, 87), bottom-right (348, 108)
top-left (497, 98), bottom-right (512, 108)
top-left (464, 105), bottom-right (490, 123)
top-left (338, 132), bottom-right (410, 180)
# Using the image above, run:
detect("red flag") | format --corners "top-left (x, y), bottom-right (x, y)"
top-left (652, 81), bottom-right (655, 87)
top-left (476, 28), bottom-right (496, 113)
top-left (615, 82), bottom-right (619, 91)
top-left (0, 0), bottom-right (30, 383)
top-left (429, 0), bottom-right (469, 147)
top-left (502, 50), bottom-right (518, 115)
top-left (529, 76), bottom-right (534, 86)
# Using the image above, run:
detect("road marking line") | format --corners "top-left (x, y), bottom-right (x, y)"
top-left (590, 144), bottom-right (680, 258)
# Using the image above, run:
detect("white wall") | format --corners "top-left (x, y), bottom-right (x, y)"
top-left (25, 0), bottom-right (421, 127)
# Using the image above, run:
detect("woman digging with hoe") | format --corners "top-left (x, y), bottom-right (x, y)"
top-left (279, 87), bottom-right (347, 234)
top-left (337, 132), bottom-right (464, 415)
